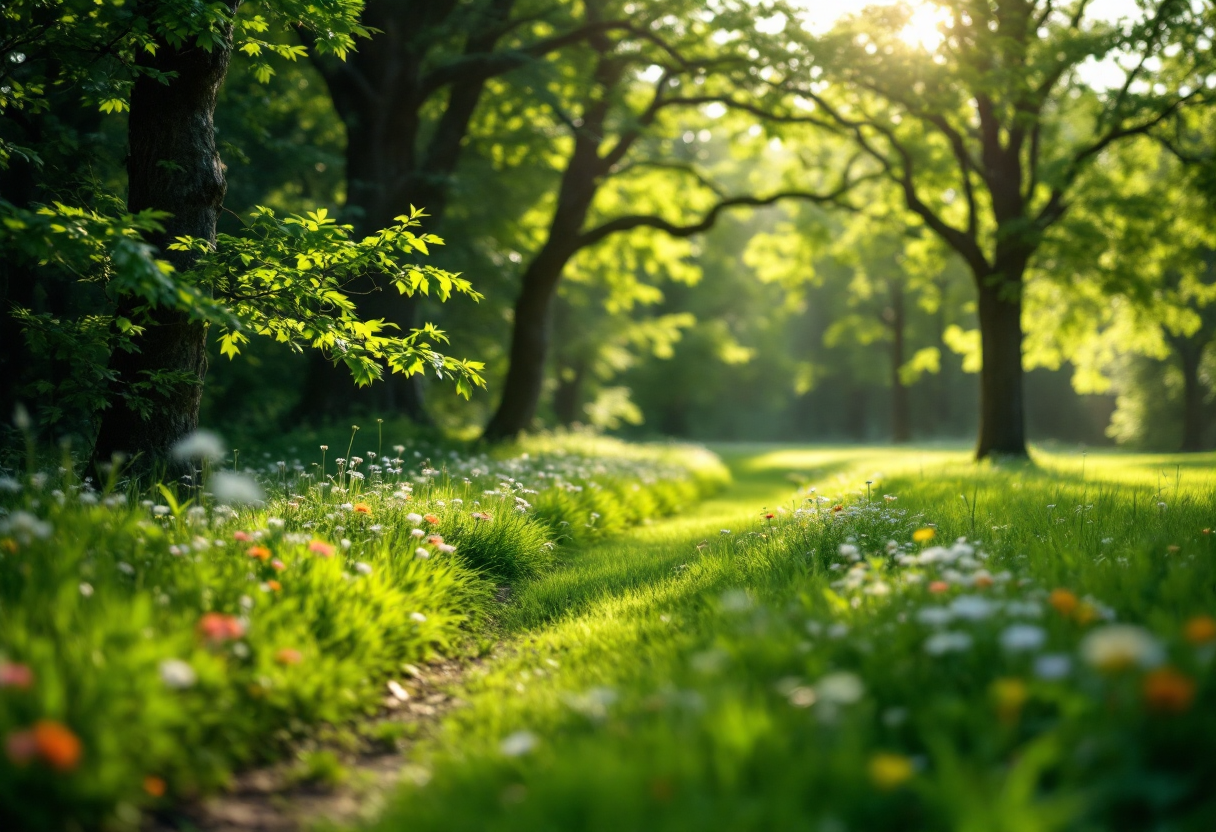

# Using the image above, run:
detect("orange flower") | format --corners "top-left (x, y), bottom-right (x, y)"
top-left (354, 503), bottom-right (372, 515)
top-left (275, 648), bottom-right (302, 666)
top-left (424, 513), bottom-right (440, 524)
top-left (912, 528), bottom-right (936, 543)
top-left (33, 720), bottom-right (82, 772)
top-left (144, 775), bottom-right (167, 797)
top-left (831, 504), bottom-right (844, 514)
top-left (427, 535), bottom-right (444, 546)
top-left (928, 581), bottom-right (950, 594)
top-left (266, 580), bottom-right (282, 592)
top-left (308, 540), bottom-right (335, 558)
top-left (0, 662), bottom-right (34, 689)
top-left (1049, 589), bottom-right (1078, 616)
top-left (197, 612), bottom-right (244, 643)
top-left (1202, 528), bottom-right (1211, 535)
top-left (1143, 667), bottom-right (1196, 713)
top-left (247, 545), bottom-right (271, 561)
top-left (764, 513), bottom-right (775, 520)
top-left (1185, 615), bottom-right (1216, 644)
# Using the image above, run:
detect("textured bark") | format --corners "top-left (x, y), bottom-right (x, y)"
top-left (974, 261), bottom-right (1028, 459)
top-left (92, 11), bottom-right (236, 470)
top-left (296, 0), bottom-right (515, 423)
top-left (887, 282), bottom-right (911, 444)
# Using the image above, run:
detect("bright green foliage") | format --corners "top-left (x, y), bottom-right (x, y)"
top-left (0, 431), bottom-right (722, 828)
top-left (363, 446), bottom-right (1216, 832)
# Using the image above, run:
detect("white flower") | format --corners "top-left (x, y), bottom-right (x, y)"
top-left (341, 538), bottom-right (351, 550)
top-left (437, 543), bottom-right (456, 554)
top-left (950, 595), bottom-right (995, 621)
top-left (719, 529), bottom-right (731, 535)
top-left (410, 528), bottom-right (425, 538)
top-left (838, 543), bottom-right (860, 560)
top-left (152, 505), bottom-right (170, 516)
top-left (1005, 600), bottom-right (1042, 618)
top-left (1079, 625), bottom-right (1164, 671)
top-left (925, 631), bottom-right (973, 655)
top-left (1, 510), bottom-right (53, 540)
top-left (499, 730), bottom-right (538, 757)
top-left (79, 582), bottom-right (94, 597)
top-left (355, 562), bottom-right (373, 575)
top-left (1000, 624), bottom-right (1046, 653)
top-left (410, 612), bottom-right (427, 623)
top-left (815, 672), bottom-right (865, 704)
top-left (406, 513), bottom-right (423, 524)
top-left (159, 659), bottom-right (197, 689)
top-left (267, 517), bottom-right (285, 529)
top-left (0, 475), bottom-right (21, 493)
top-left (172, 430), bottom-right (226, 462)
top-left (210, 472), bottom-right (264, 505)
top-left (415, 548), bottom-right (430, 559)
top-left (916, 607), bottom-right (954, 627)
top-left (1034, 654), bottom-right (1072, 680)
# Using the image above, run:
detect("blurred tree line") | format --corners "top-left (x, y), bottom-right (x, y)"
top-left (3, 0), bottom-right (1215, 464)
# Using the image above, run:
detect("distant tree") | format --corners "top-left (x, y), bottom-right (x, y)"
top-left (762, 0), bottom-right (1216, 458)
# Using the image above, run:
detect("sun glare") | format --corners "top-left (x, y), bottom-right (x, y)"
top-left (897, 3), bottom-right (951, 50)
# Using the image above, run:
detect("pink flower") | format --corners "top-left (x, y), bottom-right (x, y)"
top-left (0, 662), bottom-right (34, 689)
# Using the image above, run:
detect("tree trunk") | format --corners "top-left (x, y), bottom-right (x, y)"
top-left (554, 358), bottom-right (587, 426)
top-left (1175, 339), bottom-right (1211, 452)
top-left (482, 243), bottom-right (579, 441)
top-left (973, 263), bottom-right (1028, 459)
top-left (889, 281), bottom-right (911, 443)
top-left (92, 13), bottom-right (236, 471)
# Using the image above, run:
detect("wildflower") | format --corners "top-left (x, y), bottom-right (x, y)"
top-left (1034, 654), bottom-right (1072, 680)
top-left (831, 504), bottom-right (844, 514)
top-left (1184, 615), bottom-right (1216, 645)
top-left (406, 512), bottom-right (423, 524)
top-left (355, 562), bottom-right (373, 576)
top-left (437, 543), bottom-right (457, 554)
top-left (30, 721), bottom-right (82, 771)
top-left (308, 540), bottom-right (335, 558)
top-left (159, 659), bottom-right (197, 689)
top-left (764, 512), bottom-right (775, 520)
top-left (353, 503), bottom-right (372, 514)
top-left (928, 580), bottom-right (950, 594)
top-left (868, 753), bottom-right (914, 790)
top-left (991, 678), bottom-right (1028, 721)
top-left (266, 580), bottom-right (282, 591)
top-left (1079, 625), bottom-right (1164, 672)
top-left (815, 672), bottom-right (865, 704)
top-left (247, 545), bottom-right (271, 562)
top-left (172, 430), bottom-right (226, 462)
top-left (415, 548), bottom-right (430, 559)
top-left (233, 531), bottom-right (252, 542)
top-left (912, 527), bottom-right (936, 543)
top-left (1073, 601), bottom-right (1099, 625)
top-left (271, 559), bottom-right (286, 571)
top-left (144, 776), bottom-right (167, 797)
top-left (410, 612), bottom-right (427, 623)
top-left (275, 648), bottom-right (303, 666)
top-left (1143, 667), bottom-right (1196, 713)
top-left (950, 595), bottom-right (995, 621)
top-left (0, 511), bottom-right (52, 541)
top-left (925, 631), bottom-right (973, 655)
top-left (427, 535), bottom-right (443, 546)
top-left (0, 662), bottom-right (34, 689)
top-left (340, 539), bottom-right (351, 550)
top-left (916, 607), bottom-right (953, 627)
top-left (719, 529), bottom-right (731, 535)
top-left (211, 472), bottom-right (264, 505)
top-left (152, 505), bottom-right (171, 516)
top-left (197, 612), bottom-right (244, 643)
top-left (79, 582), bottom-right (93, 598)
top-left (424, 513), bottom-right (440, 524)
top-left (499, 731), bottom-right (537, 757)
top-left (1049, 589), bottom-right (1078, 616)
top-left (1000, 624), bottom-right (1047, 653)
top-left (410, 528), bottom-right (425, 538)
top-left (838, 543), bottom-right (860, 560)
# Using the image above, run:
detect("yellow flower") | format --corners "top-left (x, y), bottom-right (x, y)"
top-left (1049, 589), bottom-right (1078, 616)
top-left (869, 753), bottom-right (915, 790)
top-left (991, 678), bottom-right (1028, 721)
top-left (1184, 615), bottom-right (1216, 645)
top-left (912, 528), bottom-right (936, 543)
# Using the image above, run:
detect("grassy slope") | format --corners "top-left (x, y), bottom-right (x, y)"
top-left (366, 444), bottom-right (1216, 832)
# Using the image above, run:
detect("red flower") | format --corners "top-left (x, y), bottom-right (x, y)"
top-left (0, 662), bottom-right (34, 690)
top-left (247, 545), bottom-right (271, 561)
top-left (7, 721), bottom-right (83, 772)
top-left (197, 612), bottom-right (244, 643)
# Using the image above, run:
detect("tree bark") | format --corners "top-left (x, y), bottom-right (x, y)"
top-left (92, 10), bottom-right (236, 471)
top-left (888, 281), bottom-right (911, 443)
top-left (973, 262), bottom-right (1028, 459)
top-left (553, 358), bottom-right (587, 426)
top-left (1173, 337), bottom-right (1212, 452)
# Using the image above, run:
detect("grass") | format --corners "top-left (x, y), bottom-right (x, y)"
top-left (361, 444), bottom-right (1216, 832)
top-left (0, 430), bottom-right (724, 830)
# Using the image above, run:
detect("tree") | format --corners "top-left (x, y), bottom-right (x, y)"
top-left (481, 0), bottom-right (867, 441)
top-left (0, 1), bottom-right (483, 470)
top-left (764, 0), bottom-right (1216, 458)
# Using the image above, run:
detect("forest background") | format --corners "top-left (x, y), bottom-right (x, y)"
top-left (2, 0), bottom-right (1215, 461)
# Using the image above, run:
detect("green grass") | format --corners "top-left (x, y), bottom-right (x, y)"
top-left (363, 444), bottom-right (1216, 832)
top-left (0, 432), bottom-right (723, 830)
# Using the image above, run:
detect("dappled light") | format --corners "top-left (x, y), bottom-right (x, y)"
top-left (3, 0), bottom-right (1216, 828)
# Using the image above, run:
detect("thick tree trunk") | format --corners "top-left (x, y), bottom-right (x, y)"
top-left (92, 13), bottom-right (236, 470)
top-left (554, 358), bottom-right (587, 426)
top-left (1175, 340), bottom-right (1211, 452)
top-left (482, 244), bottom-right (579, 440)
top-left (974, 263), bottom-right (1028, 459)
top-left (889, 282), bottom-right (911, 443)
